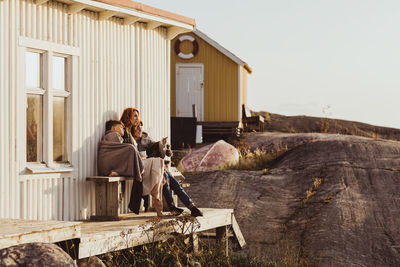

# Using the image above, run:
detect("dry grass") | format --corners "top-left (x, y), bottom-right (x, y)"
top-left (303, 178), bottom-right (323, 204)
top-left (97, 215), bottom-right (313, 267)
top-left (227, 140), bottom-right (288, 171)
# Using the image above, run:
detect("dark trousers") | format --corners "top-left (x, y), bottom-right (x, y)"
top-left (162, 171), bottom-right (193, 208)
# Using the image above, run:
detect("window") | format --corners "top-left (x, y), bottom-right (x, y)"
top-left (25, 51), bottom-right (71, 167)
top-left (26, 52), bottom-right (44, 162)
top-left (52, 56), bottom-right (68, 163)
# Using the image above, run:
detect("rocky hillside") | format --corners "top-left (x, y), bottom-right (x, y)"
top-left (183, 132), bottom-right (400, 266)
top-left (254, 111), bottom-right (400, 141)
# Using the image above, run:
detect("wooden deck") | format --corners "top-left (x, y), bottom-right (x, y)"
top-left (79, 208), bottom-right (245, 258)
top-left (0, 219), bottom-right (81, 250)
top-left (0, 208), bottom-right (245, 259)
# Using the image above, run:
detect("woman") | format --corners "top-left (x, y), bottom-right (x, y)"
top-left (133, 121), bottom-right (203, 217)
top-left (120, 107), bottom-right (140, 145)
top-left (120, 108), bottom-right (165, 217)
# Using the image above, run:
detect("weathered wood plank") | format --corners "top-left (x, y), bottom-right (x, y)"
top-left (0, 220), bottom-right (81, 249)
top-left (195, 210), bottom-right (232, 232)
top-left (216, 225), bottom-right (229, 256)
top-left (106, 182), bottom-right (120, 217)
top-left (231, 214), bottom-right (246, 248)
top-left (191, 233), bottom-right (199, 253)
top-left (78, 208), bottom-right (235, 258)
top-left (95, 182), bottom-right (107, 217)
top-left (87, 176), bottom-right (133, 182)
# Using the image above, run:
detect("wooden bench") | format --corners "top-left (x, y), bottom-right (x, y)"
top-left (197, 121), bottom-right (242, 142)
top-left (242, 104), bottom-right (264, 132)
top-left (87, 167), bottom-right (188, 220)
top-left (86, 176), bottom-right (132, 220)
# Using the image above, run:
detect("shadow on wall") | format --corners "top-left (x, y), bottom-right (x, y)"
top-left (74, 110), bottom-right (119, 220)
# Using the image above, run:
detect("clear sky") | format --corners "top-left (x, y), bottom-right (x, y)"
top-left (140, 0), bottom-right (400, 129)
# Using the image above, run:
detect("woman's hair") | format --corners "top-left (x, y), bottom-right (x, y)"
top-left (120, 108), bottom-right (140, 129)
top-left (132, 123), bottom-right (142, 137)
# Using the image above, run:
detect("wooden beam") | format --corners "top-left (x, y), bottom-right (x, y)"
top-left (190, 233), bottom-right (199, 253)
top-left (68, 3), bottom-right (87, 15)
top-left (124, 16), bottom-right (140, 25)
top-left (146, 21), bottom-right (162, 30)
top-left (231, 214), bottom-right (246, 248)
top-left (35, 0), bottom-right (49, 5)
top-left (99, 10), bottom-right (117, 21)
top-left (167, 26), bottom-right (189, 40)
top-left (216, 225), bottom-right (229, 256)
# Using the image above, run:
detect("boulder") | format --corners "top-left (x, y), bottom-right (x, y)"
top-left (178, 140), bottom-right (239, 172)
top-left (0, 242), bottom-right (75, 267)
top-left (78, 256), bottom-right (106, 267)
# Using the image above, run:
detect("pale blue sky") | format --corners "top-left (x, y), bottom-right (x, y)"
top-left (140, 0), bottom-right (400, 129)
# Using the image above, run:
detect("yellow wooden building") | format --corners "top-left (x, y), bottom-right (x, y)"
top-left (171, 29), bottom-right (252, 122)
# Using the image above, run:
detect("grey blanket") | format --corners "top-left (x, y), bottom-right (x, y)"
top-left (98, 131), bottom-right (144, 181)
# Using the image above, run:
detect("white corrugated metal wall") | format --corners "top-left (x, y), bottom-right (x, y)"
top-left (0, 0), bottom-right (12, 219)
top-left (0, 0), bottom-right (171, 221)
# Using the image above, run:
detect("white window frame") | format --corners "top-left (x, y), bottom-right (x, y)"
top-left (18, 37), bottom-right (80, 173)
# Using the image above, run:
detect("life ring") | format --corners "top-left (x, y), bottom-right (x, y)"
top-left (175, 35), bottom-right (199, 59)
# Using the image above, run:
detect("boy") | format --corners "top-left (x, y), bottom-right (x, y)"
top-left (98, 120), bottom-right (145, 214)
top-left (104, 120), bottom-right (125, 144)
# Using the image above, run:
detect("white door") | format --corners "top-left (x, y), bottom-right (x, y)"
top-left (176, 64), bottom-right (204, 121)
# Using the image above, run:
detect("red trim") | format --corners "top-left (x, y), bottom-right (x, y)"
top-left (95, 0), bottom-right (195, 26)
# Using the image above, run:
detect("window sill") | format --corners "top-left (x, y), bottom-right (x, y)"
top-left (26, 163), bottom-right (74, 174)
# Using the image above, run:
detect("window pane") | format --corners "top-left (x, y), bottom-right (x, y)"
top-left (53, 56), bottom-right (66, 91)
top-left (26, 52), bottom-right (41, 88)
top-left (27, 95), bottom-right (43, 162)
top-left (53, 97), bottom-right (67, 162)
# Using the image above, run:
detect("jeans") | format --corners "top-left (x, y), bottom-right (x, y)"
top-left (163, 170), bottom-right (193, 208)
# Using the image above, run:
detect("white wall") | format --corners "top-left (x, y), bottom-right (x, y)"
top-left (0, 0), bottom-right (171, 221)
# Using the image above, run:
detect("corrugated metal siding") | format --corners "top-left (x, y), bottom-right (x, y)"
top-left (135, 23), bottom-right (170, 140)
top-left (0, 0), bottom-right (170, 220)
top-left (19, 174), bottom-right (78, 220)
top-left (0, 0), bottom-right (10, 219)
top-left (171, 32), bottom-right (239, 121)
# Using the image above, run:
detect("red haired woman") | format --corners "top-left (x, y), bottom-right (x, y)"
top-left (120, 107), bottom-right (140, 145)
top-left (120, 108), bottom-right (165, 217)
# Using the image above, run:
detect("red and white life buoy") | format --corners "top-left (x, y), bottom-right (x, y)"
top-left (174, 35), bottom-right (199, 59)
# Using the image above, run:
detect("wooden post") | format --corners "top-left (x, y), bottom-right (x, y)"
top-left (190, 233), bottom-right (199, 253)
top-left (106, 182), bottom-right (120, 218)
top-left (216, 225), bottom-right (229, 256)
top-left (94, 181), bottom-right (121, 219)
top-left (94, 182), bottom-right (107, 217)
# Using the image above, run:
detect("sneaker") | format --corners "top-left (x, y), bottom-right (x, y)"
top-left (190, 206), bottom-right (203, 217)
top-left (170, 206), bottom-right (184, 215)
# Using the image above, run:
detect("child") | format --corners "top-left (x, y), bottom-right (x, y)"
top-left (100, 120), bottom-right (165, 217)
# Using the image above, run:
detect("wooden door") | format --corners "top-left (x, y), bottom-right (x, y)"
top-left (176, 64), bottom-right (204, 120)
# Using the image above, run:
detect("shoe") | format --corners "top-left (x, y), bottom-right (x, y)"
top-left (170, 206), bottom-right (184, 215)
top-left (190, 206), bottom-right (203, 217)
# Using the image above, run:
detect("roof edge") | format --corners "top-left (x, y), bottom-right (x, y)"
top-left (95, 0), bottom-right (195, 26)
top-left (193, 29), bottom-right (251, 74)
